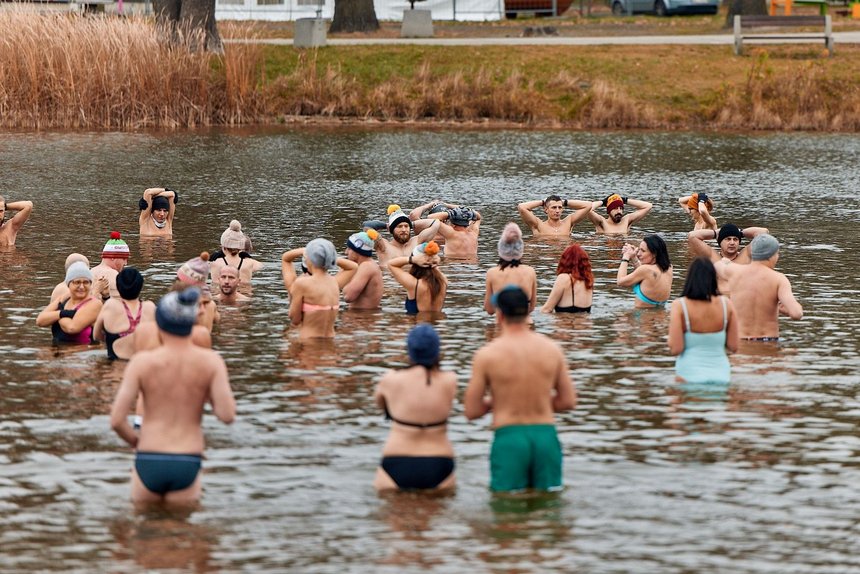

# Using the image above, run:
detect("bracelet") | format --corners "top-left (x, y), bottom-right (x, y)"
top-left (621, 259), bottom-right (630, 263)
top-left (713, 229), bottom-right (718, 240)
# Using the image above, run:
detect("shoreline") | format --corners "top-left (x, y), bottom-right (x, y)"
top-left (2, 11), bottom-right (859, 132)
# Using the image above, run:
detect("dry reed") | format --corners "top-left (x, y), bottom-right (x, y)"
top-left (708, 56), bottom-right (860, 131)
top-left (0, 7), bottom-right (265, 128)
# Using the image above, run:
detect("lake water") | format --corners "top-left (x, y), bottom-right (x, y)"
top-left (1, 128), bottom-right (858, 573)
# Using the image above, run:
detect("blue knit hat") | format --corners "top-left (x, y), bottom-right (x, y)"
top-left (407, 323), bottom-right (440, 367)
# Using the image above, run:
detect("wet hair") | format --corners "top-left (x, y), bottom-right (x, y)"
top-left (681, 257), bottom-right (719, 301)
top-left (556, 244), bottom-right (594, 289)
top-left (498, 258), bottom-right (521, 269)
top-left (544, 195), bottom-right (562, 206)
top-left (643, 234), bottom-right (671, 272)
top-left (409, 265), bottom-right (445, 300)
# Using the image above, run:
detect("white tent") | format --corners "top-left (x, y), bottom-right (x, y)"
top-left (215, 0), bottom-right (503, 21)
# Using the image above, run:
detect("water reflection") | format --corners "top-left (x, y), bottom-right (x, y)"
top-left (1, 128), bottom-right (860, 573)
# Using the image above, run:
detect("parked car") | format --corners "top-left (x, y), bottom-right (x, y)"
top-left (610, 0), bottom-right (719, 15)
top-left (505, 0), bottom-right (574, 18)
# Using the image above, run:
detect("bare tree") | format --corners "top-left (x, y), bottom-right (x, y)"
top-left (153, 0), bottom-right (223, 52)
top-left (330, 0), bottom-right (380, 33)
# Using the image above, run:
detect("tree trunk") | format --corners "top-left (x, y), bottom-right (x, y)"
top-left (330, 0), bottom-right (380, 33)
top-left (725, 0), bottom-right (768, 26)
top-left (153, 0), bottom-right (223, 53)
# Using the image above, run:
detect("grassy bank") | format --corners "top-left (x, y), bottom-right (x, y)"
top-left (1, 10), bottom-right (859, 130)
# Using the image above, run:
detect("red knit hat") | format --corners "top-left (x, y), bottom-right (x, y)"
top-left (606, 194), bottom-right (624, 213)
top-left (102, 231), bottom-right (130, 259)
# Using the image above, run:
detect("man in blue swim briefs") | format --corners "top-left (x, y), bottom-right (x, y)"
top-left (110, 287), bottom-right (236, 504)
top-left (464, 286), bottom-right (577, 492)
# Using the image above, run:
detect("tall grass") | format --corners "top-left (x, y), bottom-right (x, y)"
top-left (1, 10), bottom-right (858, 131)
top-left (709, 56), bottom-right (860, 131)
top-left (0, 8), bottom-right (264, 128)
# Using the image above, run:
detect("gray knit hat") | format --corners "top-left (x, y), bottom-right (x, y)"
top-left (156, 287), bottom-right (200, 336)
top-left (497, 222), bottom-right (524, 262)
top-left (65, 261), bottom-right (93, 285)
top-left (750, 233), bottom-right (780, 261)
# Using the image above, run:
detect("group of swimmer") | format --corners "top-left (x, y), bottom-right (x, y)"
top-left (0, 186), bottom-right (803, 502)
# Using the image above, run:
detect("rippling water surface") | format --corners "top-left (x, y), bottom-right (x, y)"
top-left (1, 128), bottom-right (859, 573)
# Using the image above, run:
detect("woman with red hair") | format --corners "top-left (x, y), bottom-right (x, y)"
top-left (541, 243), bottom-right (594, 313)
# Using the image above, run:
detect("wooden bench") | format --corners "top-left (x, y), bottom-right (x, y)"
top-left (733, 14), bottom-right (834, 56)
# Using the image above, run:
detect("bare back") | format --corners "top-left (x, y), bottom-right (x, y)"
top-left (290, 273), bottom-right (340, 338)
top-left (375, 367), bottom-right (456, 456)
top-left (485, 265), bottom-right (537, 313)
top-left (728, 262), bottom-right (801, 339)
top-left (439, 226), bottom-right (479, 260)
top-left (469, 330), bottom-right (572, 427)
top-left (131, 345), bottom-right (231, 454)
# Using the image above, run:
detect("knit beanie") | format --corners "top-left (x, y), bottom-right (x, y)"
top-left (155, 287), bottom-right (199, 336)
top-left (717, 223), bottom-right (743, 245)
top-left (151, 196), bottom-right (170, 211)
top-left (387, 204), bottom-right (412, 234)
top-left (177, 252), bottom-right (210, 285)
top-left (606, 194), bottom-right (624, 213)
top-left (749, 233), bottom-right (780, 261)
top-left (65, 261), bottom-right (93, 285)
top-left (497, 223), bottom-right (524, 262)
top-left (102, 231), bottom-right (130, 259)
top-left (346, 229), bottom-right (378, 257)
top-left (116, 267), bottom-right (144, 300)
top-left (220, 220), bottom-right (247, 251)
top-left (407, 323), bottom-right (440, 368)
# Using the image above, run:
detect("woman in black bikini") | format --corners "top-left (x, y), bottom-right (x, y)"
top-left (373, 324), bottom-right (456, 491)
top-left (541, 243), bottom-right (594, 314)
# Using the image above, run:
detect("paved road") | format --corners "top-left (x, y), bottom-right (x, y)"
top-left (231, 31), bottom-right (860, 46)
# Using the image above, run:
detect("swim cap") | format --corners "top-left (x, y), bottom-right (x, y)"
top-left (151, 196), bottom-right (170, 211)
top-left (305, 238), bottom-right (338, 271)
top-left (606, 194), bottom-right (624, 213)
top-left (102, 231), bottom-right (130, 259)
top-left (717, 223), bottom-right (743, 245)
top-left (65, 261), bottom-right (93, 285)
top-left (220, 220), bottom-right (247, 250)
top-left (749, 233), bottom-right (780, 261)
top-left (116, 267), bottom-right (144, 300)
top-left (407, 323), bottom-right (440, 367)
top-left (346, 230), bottom-right (376, 257)
top-left (491, 285), bottom-right (529, 318)
top-left (497, 222), bottom-right (524, 262)
top-left (64, 253), bottom-right (90, 272)
top-left (177, 252), bottom-right (210, 285)
top-left (387, 208), bottom-right (412, 234)
top-left (448, 207), bottom-right (475, 227)
top-left (156, 287), bottom-right (199, 336)
top-left (429, 203), bottom-right (448, 215)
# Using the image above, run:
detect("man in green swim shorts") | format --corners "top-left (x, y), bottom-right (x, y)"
top-left (464, 286), bottom-right (577, 492)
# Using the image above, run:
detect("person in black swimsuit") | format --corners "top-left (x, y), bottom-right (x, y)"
top-left (373, 324), bottom-right (457, 491)
top-left (541, 243), bottom-right (594, 313)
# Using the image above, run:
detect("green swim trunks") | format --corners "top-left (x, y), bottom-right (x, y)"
top-left (489, 424), bottom-right (562, 492)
